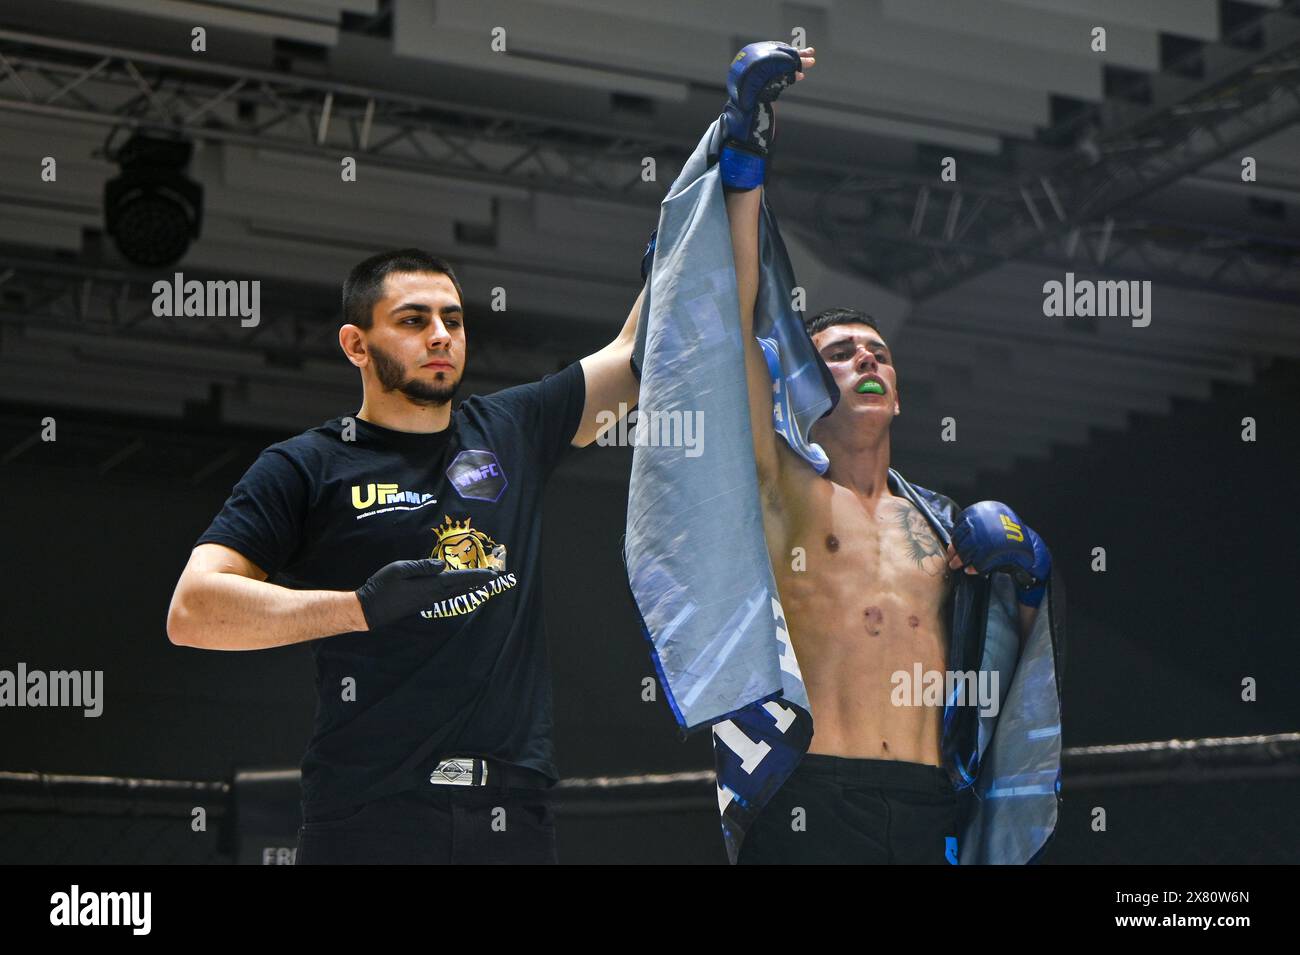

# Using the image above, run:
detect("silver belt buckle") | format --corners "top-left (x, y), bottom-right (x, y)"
top-left (429, 757), bottom-right (484, 787)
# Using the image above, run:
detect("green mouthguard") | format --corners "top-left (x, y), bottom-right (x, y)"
top-left (856, 380), bottom-right (884, 395)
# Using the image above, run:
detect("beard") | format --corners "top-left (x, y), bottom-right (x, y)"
top-left (369, 341), bottom-right (461, 406)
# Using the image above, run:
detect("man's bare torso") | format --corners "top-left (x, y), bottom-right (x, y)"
top-left (763, 469), bottom-right (954, 765)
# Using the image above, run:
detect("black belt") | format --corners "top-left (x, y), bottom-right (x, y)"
top-left (428, 757), bottom-right (551, 790)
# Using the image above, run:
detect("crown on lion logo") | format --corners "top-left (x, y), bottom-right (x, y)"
top-left (433, 515), bottom-right (495, 548)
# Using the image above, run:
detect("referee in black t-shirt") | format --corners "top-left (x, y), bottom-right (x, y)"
top-left (167, 248), bottom-right (643, 864)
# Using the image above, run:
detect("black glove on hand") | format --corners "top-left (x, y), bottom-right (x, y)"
top-left (355, 558), bottom-right (498, 631)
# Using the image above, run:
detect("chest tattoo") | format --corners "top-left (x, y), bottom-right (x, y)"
top-left (885, 501), bottom-right (949, 578)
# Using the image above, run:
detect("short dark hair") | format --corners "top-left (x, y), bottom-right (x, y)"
top-left (805, 306), bottom-right (881, 338)
top-left (342, 248), bottom-right (464, 330)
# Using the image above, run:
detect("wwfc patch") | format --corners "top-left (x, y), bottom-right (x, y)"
top-left (446, 449), bottom-right (507, 502)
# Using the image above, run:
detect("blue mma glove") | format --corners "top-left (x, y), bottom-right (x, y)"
top-left (952, 501), bottom-right (1052, 608)
top-left (720, 41), bottom-right (801, 190)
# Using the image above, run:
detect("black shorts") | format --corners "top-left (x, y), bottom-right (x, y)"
top-left (737, 754), bottom-right (962, 865)
top-left (296, 769), bottom-right (557, 865)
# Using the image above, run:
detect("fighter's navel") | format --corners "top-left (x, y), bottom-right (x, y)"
top-left (825, 534), bottom-right (839, 553)
top-left (863, 606), bottom-right (884, 636)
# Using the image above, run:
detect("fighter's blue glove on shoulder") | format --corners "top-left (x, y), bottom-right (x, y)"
top-left (719, 41), bottom-right (802, 190)
top-left (951, 501), bottom-right (1052, 608)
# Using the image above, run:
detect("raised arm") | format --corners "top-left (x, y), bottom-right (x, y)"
top-left (573, 43), bottom-right (814, 459)
top-left (718, 43), bottom-right (816, 520)
top-left (726, 187), bottom-right (785, 491)
top-left (573, 282), bottom-right (645, 448)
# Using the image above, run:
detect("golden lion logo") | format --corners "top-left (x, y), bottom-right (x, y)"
top-left (433, 515), bottom-right (507, 571)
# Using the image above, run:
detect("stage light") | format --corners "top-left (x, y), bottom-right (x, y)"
top-left (104, 131), bottom-right (203, 268)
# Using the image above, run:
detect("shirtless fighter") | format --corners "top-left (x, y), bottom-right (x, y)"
top-left (716, 42), bottom-right (1053, 863)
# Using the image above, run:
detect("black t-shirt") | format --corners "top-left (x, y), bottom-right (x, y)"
top-left (195, 362), bottom-right (587, 814)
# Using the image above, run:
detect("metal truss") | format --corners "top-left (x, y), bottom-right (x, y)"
top-left (1026, 215), bottom-right (1300, 305)
top-left (0, 247), bottom-right (633, 486)
top-left (0, 27), bottom-right (692, 203)
top-left (0, 245), bottom-right (567, 385)
top-left (4, 16), bottom-right (1300, 310)
top-left (0, 246), bottom-right (345, 359)
top-left (803, 1), bottom-right (1300, 300)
